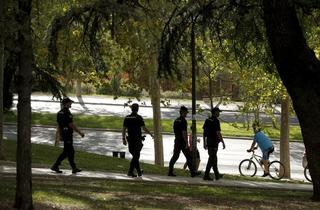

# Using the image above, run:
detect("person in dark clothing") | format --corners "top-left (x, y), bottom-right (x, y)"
top-left (203, 107), bottom-right (226, 181)
top-left (122, 103), bottom-right (153, 177)
top-left (51, 97), bottom-right (85, 174)
top-left (168, 106), bottom-right (201, 177)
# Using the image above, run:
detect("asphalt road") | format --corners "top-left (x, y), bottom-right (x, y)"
top-left (12, 94), bottom-right (299, 124)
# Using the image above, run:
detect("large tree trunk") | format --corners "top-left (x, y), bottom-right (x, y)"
top-left (150, 54), bottom-right (164, 166)
top-left (14, 0), bottom-right (34, 209)
top-left (0, 0), bottom-right (5, 160)
top-left (280, 95), bottom-right (290, 178)
top-left (263, 0), bottom-right (320, 201)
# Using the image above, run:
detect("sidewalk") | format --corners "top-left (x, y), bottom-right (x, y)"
top-left (0, 164), bottom-right (312, 192)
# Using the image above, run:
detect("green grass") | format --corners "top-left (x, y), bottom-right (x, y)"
top-left (0, 175), bottom-right (317, 209)
top-left (4, 111), bottom-right (303, 140)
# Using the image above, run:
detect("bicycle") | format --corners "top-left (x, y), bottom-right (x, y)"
top-left (239, 147), bottom-right (285, 180)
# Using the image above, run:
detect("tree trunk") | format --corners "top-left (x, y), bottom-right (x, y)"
top-left (209, 76), bottom-right (213, 109)
top-left (280, 94), bottom-right (290, 178)
top-left (150, 54), bottom-right (164, 166)
top-left (76, 79), bottom-right (82, 98)
top-left (14, 0), bottom-right (34, 209)
top-left (263, 0), bottom-right (320, 200)
top-left (191, 19), bottom-right (198, 168)
top-left (0, 0), bottom-right (5, 160)
top-left (76, 78), bottom-right (87, 110)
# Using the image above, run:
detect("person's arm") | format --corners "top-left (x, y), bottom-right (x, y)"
top-left (247, 141), bottom-right (256, 152)
top-left (68, 123), bottom-right (84, 137)
top-left (203, 135), bottom-right (207, 150)
top-left (122, 127), bottom-right (127, 145)
top-left (217, 131), bottom-right (225, 149)
top-left (143, 126), bottom-right (154, 138)
top-left (203, 120), bottom-right (208, 150)
top-left (182, 130), bottom-right (188, 149)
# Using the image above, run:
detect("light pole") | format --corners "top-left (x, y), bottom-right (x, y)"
top-left (191, 17), bottom-right (197, 169)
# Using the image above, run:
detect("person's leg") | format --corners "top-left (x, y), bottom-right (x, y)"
top-left (65, 143), bottom-right (81, 173)
top-left (64, 143), bottom-right (76, 169)
top-left (203, 147), bottom-right (214, 179)
top-left (262, 149), bottom-right (271, 175)
top-left (262, 160), bottom-right (269, 173)
top-left (210, 147), bottom-right (222, 179)
top-left (168, 144), bottom-right (181, 176)
top-left (183, 162), bottom-right (188, 170)
top-left (195, 150), bottom-right (200, 171)
top-left (134, 143), bottom-right (143, 176)
top-left (51, 142), bottom-right (68, 171)
top-left (128, 143), bottom-right (137, 177)
top-left (182, 147), bottom-right (198, 176)
top-left (54, 151), bottom-right (67, 167)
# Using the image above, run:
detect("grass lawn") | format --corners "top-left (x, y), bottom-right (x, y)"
top-left (4, 111), bottom-right (303, 140)
top-left (0, 140), bottom-right (316, 209)
top-left (0, 174), bottom-right (317, 210)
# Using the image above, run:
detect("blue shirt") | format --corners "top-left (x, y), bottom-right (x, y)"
top-left (254, 131), bottom-right (273, 152)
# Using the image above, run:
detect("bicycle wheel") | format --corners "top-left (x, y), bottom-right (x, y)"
top-left (304, 167), bottom-right (312, 182)
top-left (268, 160), bottom-right (285, 180)
top-left (239, 159), bottom-right (257, 177)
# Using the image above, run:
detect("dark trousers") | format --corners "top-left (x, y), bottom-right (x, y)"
top-left (169, 143), bottom-right (195, 175)
top-left (128, 142), bottom-right (143, 174)
top-left (204, 146), bottom-right (220, 178)
top-left (53, 141), bottom-right (76, 169)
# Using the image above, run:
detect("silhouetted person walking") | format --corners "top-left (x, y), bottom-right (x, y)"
top-left (168, 106), bottom-right (201, 177)
top-left (122, 103), bottom-right (153, 177)
top-left (203, 107), bottom-right (225, 181)
top-left (51, 97), bottom-right (85, 174)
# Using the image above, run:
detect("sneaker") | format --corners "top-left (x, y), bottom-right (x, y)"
top-left (262, 172), bottom-right (269, 177)
top-left (168, 172), bottom-right (177, 177)
top-left (72, 168), bottom-right (82, 174)
top-left (50, 166), bottom-right (62, 173)
top-left (127, 172), bottom-right (137, 177)
top-left (191, 171), bottom-right (201, 177)
top-left (215, 174), bottom-right (224, 180)
top-left (203, 175), bottom-right (213, 181)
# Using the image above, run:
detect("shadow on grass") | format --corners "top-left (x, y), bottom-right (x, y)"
top-left (33, 179), bottom-right (185, 209)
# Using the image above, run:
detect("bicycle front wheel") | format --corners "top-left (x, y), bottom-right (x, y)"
top-left (304, 167), bottom-right (312, 182)
top-left (239, 159), bottom-right (257, 177)
top-left (268, 160), bottom-right (285, 180)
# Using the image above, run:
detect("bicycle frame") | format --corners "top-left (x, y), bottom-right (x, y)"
top-left (248, 150), bottom-right (265, 171)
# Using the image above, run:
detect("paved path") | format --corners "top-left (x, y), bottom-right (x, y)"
top-left (0, 165), bottom-right (312, 192)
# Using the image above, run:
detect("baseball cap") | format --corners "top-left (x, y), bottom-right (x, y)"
top-left (180, 106), bottom-right (189, 113)
top-left (61, 97), bottom-right (74, 105)
top-left (211, 107), bottom-right (222, 113)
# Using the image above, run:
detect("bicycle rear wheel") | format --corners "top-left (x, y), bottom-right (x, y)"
top-left (268, 160), bottom-right (285, 180)
top-left (239, 159), bottom-right (257, 177)
top-left (304, 167), bottom-right (312, 182)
